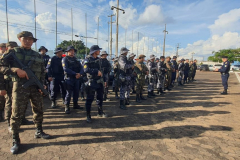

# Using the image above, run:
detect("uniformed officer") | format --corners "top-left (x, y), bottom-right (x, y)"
top-left (184, 59), bottom-right (190, 84)
top-left (0, 43), bottom-right (6, 122)
top-left (128, 53), bottom-right (136, 94)
top-left (62, 46), bottom-right (83, 114)
top-left (192, 59), bottom-right (197, 81)
top-left (215, 56), bottom-right (230, 95)
top-left (165, 56), bottom-right (173, 91)
top-left (157, 56), bottom-right (167, 95)
top-left (171, 56), bottom-right (178, 86)
top-left (134, 54), bottom-right (148, 103)
top-left (118, 47), bottom-right (134, 110)
top-left (113, 57), bottom-right (120, 99)
top-left (39, 46), bottom-right (50, 93)
top-left (84, 45), bottom-right (107, 123)
top-left (79, 60), bottom-right (87, 101)
top-left (188, 61), bottom-right (194, 82)
top-left (178, 59), bottom-right (185, 86)
top-left (47, 47), bottom-right (66, 108)
top-left (147, 54), bottom-right (157, 97)
top-left (1, 31), bottom-right (50, 154)
top-left (100, 51), bottom-right (111, 101)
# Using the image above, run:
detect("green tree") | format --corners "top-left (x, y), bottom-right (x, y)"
top-left (208, 48), bottom-right (240, 62)
top-left (57, 40), bottom-right (89, 59)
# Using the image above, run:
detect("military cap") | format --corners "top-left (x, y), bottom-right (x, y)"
top-left (54, 47), bottom-right (64, 54)
top-left (185, 59), bottom-right (189, 60)
top-left (138, 54), bottom-right (146, 59)
top-left (17, 31), bottom-right (37, 42)
top-left (0, 43), bottom-right (6, 48)
top-left (6, 41), bottom-right (18, 48)
top-left (66, 46), bottom-right (77, 52)
top-left (166, 56), bottom-right (171, 59)
top-left (222, 56), bottom-right (228, 58)
top-left (160, 56), bottom-right (165, 59)
top-left (173, 56), bottom-right (177, 59)
top-left (101, 51), bottom-right (108, 56)
top-left (129, 53), bottom-right (136, 58)
top-left (120, 47), bottom-right (129, 55)
top-left (181, 58), bottom-right (185, 61)
top-left (89, 45), bottom-right (102, 55)
top-left (39, 46), bottom-right (48, 52)
top-left (156, 58), bottom-right (160, 61)
top-left (150, 54), bottom-right (155, 60)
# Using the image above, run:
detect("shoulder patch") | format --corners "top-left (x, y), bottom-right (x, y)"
top-left (84, 65), bottom-right (87, 69)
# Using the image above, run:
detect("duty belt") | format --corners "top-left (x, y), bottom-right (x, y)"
top-left (221, 73), bottom-right (229, 75)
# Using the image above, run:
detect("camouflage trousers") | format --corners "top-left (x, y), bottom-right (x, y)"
top-left (148, 74), bottom-right (156, 92)
top-left (178, 71), bottom-right (184, 82)
top-left (11, 81), bottom-right (43, 134)
top-left (0, 95), bottom-right (5, 111)
top-left (136, 75), bottom-right (145, 94)
top-left (120, 76), bottom-right (131, 100)
top-left (157, 74), bottom-right (165, 89)
top-left (166, 71), bottom-right (172, 87)
top-left (4, 81), bottom-right (13, 121)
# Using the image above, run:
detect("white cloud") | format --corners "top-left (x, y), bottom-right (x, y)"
top-left (98, 0), bottom-right (106, 3)
top-left (36, 12), bottom-right (55, 34)
top-left (209, 8), bottom-right (240, 36)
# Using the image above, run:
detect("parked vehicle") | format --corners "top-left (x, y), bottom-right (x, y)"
top-left (230, 65), bottom-right (240, 71)
top-left (213, 64), bottom-right (222, 71)
top-left (208, 65), bottom-right (213, 71)
top-left (200, 64), bottom-right (209, 71)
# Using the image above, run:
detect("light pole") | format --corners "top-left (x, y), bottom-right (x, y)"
top-left (111, 2), bottom-right (125, 58)
top-left (191, 52), bottom-right (195, 61)
top-left (75, 35), bottom-right (97, 58)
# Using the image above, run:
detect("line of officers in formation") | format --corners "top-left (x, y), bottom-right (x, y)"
top-left (0, 31), bottom-right (198, 154)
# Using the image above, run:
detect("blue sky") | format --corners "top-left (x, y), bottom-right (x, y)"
top-left (1, 0), bottom-right (240, 60)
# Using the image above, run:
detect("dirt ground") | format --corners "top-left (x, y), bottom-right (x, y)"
top-left (0, 71), bottom-right (240, 160)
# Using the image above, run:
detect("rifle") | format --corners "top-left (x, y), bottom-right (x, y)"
top-left (3, 52), bottom-right (48, 95)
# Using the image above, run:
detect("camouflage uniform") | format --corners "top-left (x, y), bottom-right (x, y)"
top-left (165, 57), bottom-right (173, 90)
top-left (134, 54), bottom-right (148, 102)
top-left (188, 62), bottom-right (194, 82)
top-left (0, 43), bottom-right (6, 121)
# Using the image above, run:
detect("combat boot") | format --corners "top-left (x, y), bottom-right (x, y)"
top-left (65, 105), bottom-right (70, 114)
top-left (86, 113), bottom-right (92, 123)
top-left (112, 87), bottom-right (115, 92)
top-left (120, 100), bottom-right (127, 110)
top-left (136, 94), bottom-right (142, 103)
top-left (73, 103), bottom-right (83, 109)
top-left (115, 91), bottom-right (119, 99)
top-left (35, 127), bottom-right (50, 139)
top-left (221, 89), bottom-right (228, 95)
top-left (21, 117), bottom-right (34, 125)
top-left (147, 92), bottom-right (152, 98)
top-left (97, 107), bottom-right (108, 118)
top-left (103, 94), bottom-right (110, 102)
top-left (51, 100), bottom-right (56, 108)
top-left (132, 89), bottom-right (136, 94)
top-left (125, 98), bottom-right (131, 105)
top-left (160, 88), bottom-right (165, 94)
top-left (8, 119), bottom-right (12, 133)
top-left (10, 134), bottom-right (20, 154)
top-left (140, 93), bottom-right (147, 100)
top-left (151, 91), bottom-right (156, 96)
top-left (0, 111), bottom-right (4, 122)
top-left (166, 87), bottom-right (172, 91)
top-left (81, 92), bottom-right (85, 101)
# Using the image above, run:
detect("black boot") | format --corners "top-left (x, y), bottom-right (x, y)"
top-left (166, 87), bottom-right (172, 91)
top-left (160, 88), bottom-right (165, 94)
top-left (21, 117), bottom-right (34, 125)
top-left (81, 92), bottom-right (85, 101)
top-left (125, 98), bottom-right (131, 105)
top-left (97, 107), bottom-right (108, 118)
top-left (221, 89), bottom-right (228, 95)
top-left (132, 89), bottom-right (136, 94)
top-left (140, 93), bottom-right (147, 100)
top-left (62, 98), bottom-right (65, 104)
top-left (73, 103), bottom-right (83, 109)
top-left (120, 100), bottom-right (127, 110)
top-left (65, 105), bottom-right (70, 114)
top-left (115, 91), bottom-right (119, 99)
top-left (0, 111), bottom-right (4, 122)
top-left (86, 113), bottom-right (92, 123)
top-left (35, 127), bottom-right (50, 139)
top-left (10, 134), bottom-right (20, 154)
top-left (151, 91), bottom-right (156, 96)
top-left (51, 100), bottom-right (56, 108)
top-left (147, 92), bottom-right (152, 98)
top-left (112, 87), bottom-right (115, 92)
top-left (136, 94), bottom-right (142, 103)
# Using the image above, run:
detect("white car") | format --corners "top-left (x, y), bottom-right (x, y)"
top-left (208, 65), bottom-right (213, 71)
top-left (213, 64), bottom-right (222, 71)
top-left (231, 65), bottom-right (240, 71)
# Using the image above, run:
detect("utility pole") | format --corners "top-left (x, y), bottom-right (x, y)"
top-left (191, 52), bottom-right (195, 61)
top-left (132, 30), bottom-right (133, 53)
top-left (34, 0), bottom-right (37, 50)
top-left (125, 29), bottom-right (127, 47)
top-left (97, 17), bottom-right (99, 45)
top-left (5, 0), bottom-right (9, 42)
top-left (111, 1), bottom-right (125, 57)
top-left (156, 40), bottom-right (158, 54)
top-left (137, 32), bottom-right (139, 57)
top-left (108, 14), bottom-right (115, 59)
top-left (85, 13), bottom-right (87, 57)
top-left (143, 35), bottom-right (145, 54)
top-left (108, 22), bottom-right (109, 56)
top-left (163, 24), bottom-right (168, 56)
top-left (56, 0), bottom-right (57, 47)
top-left (176, 43), bottom-right (179, 57)
top-left (71, 8), bottom-right (73, 45)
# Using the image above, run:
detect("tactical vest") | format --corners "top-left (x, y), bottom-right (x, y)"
top-left (11, 47), bottom-right (43, 81)
top-left (65, 56), bottom-right (80, 78)
top-left (51, 56), bottom-right (64, 76)
top-left (86, 57), bottom-right (100, 80)
top-left (101, 58), bottom-right (110, 74)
